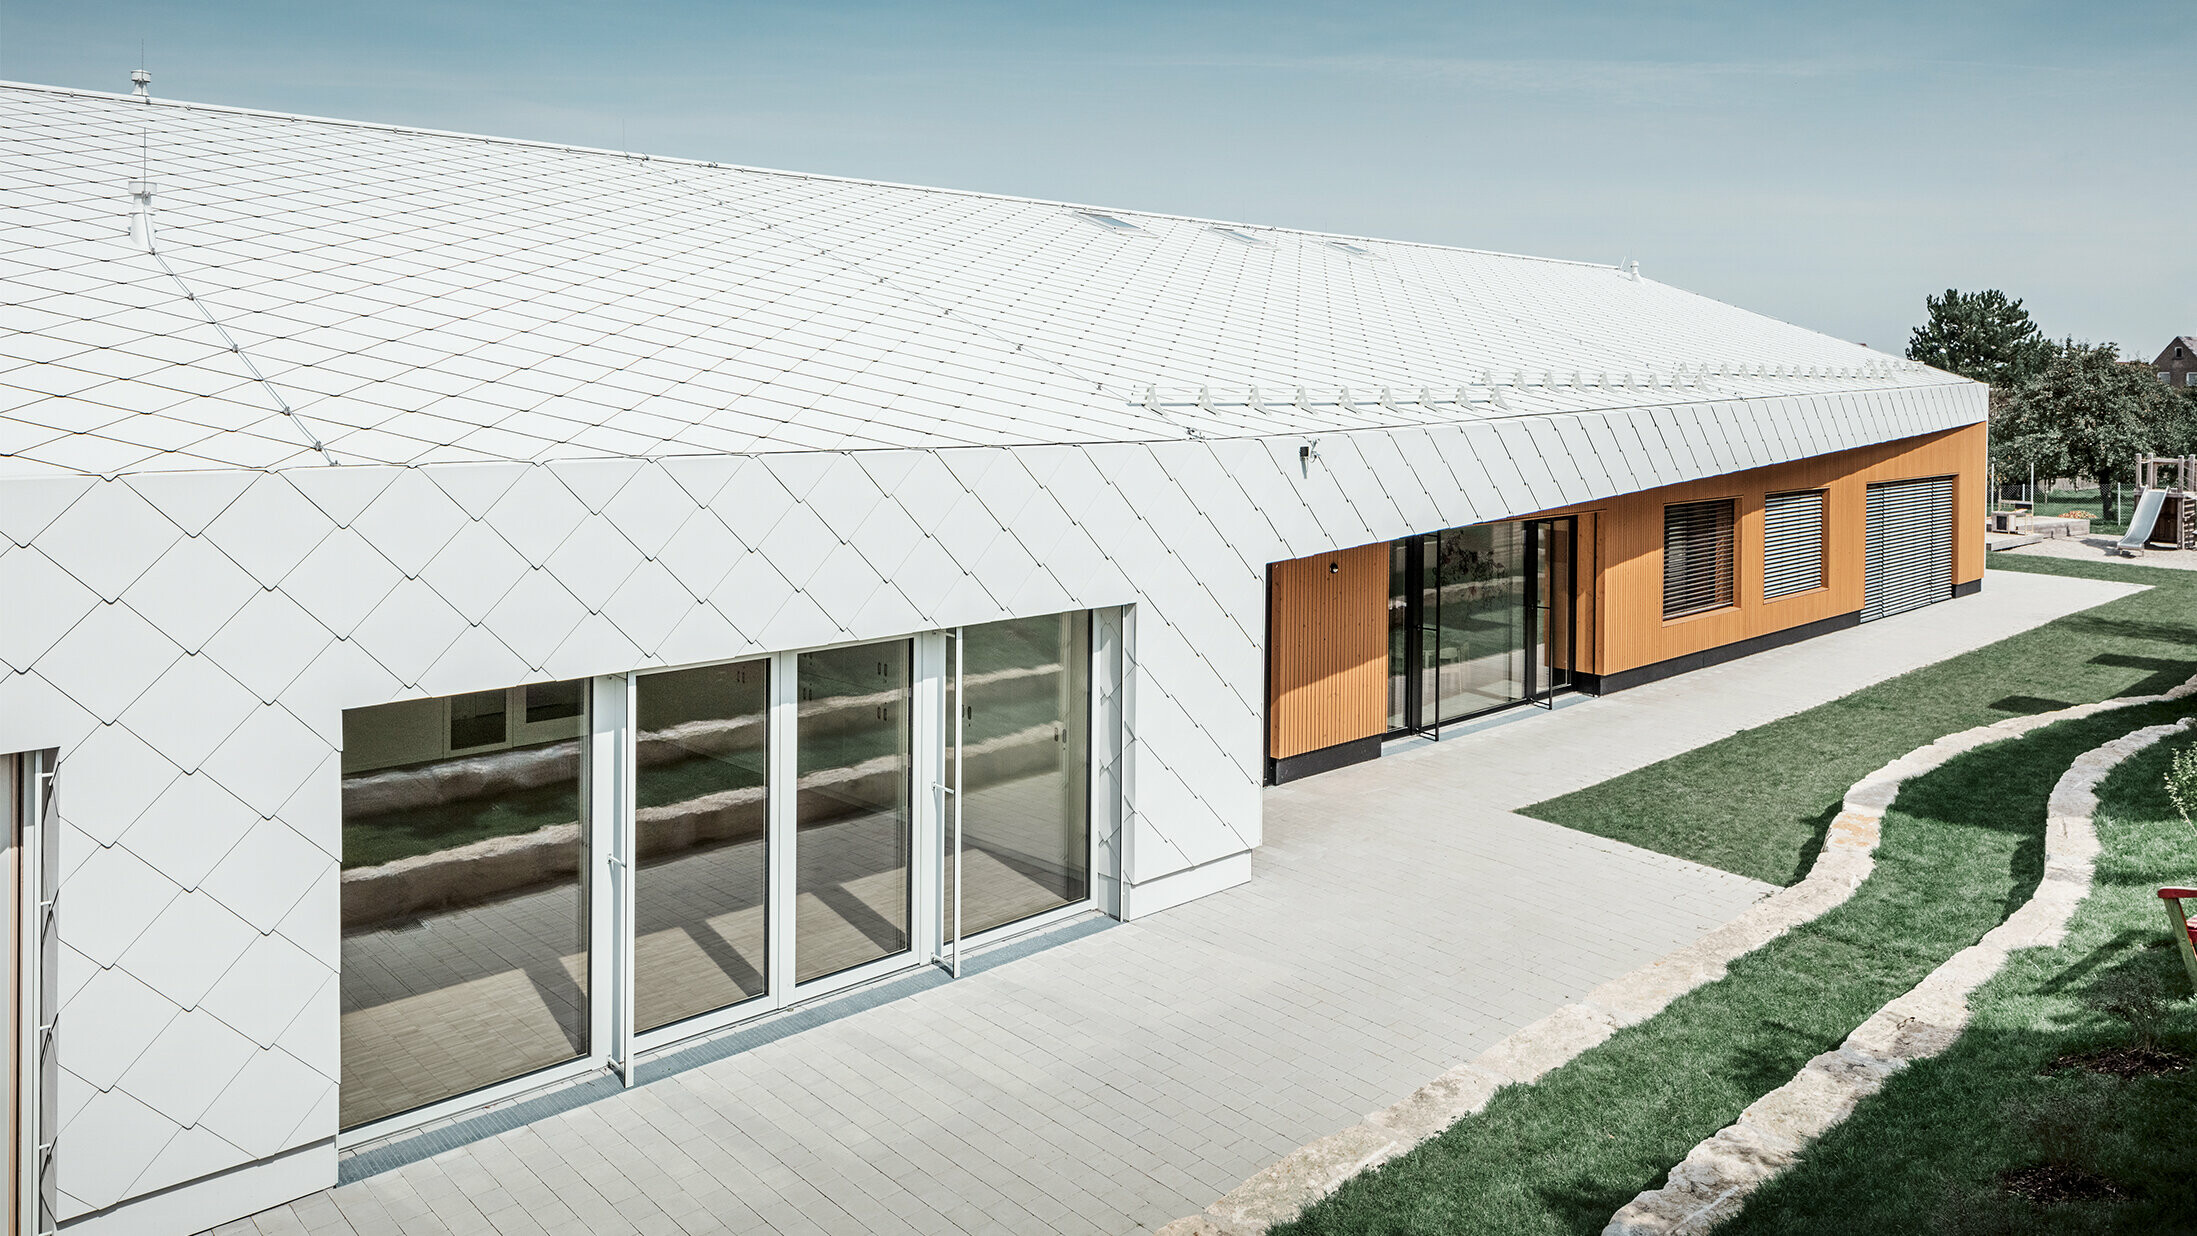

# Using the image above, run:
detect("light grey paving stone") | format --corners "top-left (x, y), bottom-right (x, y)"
top-left (226, 574), bottom-right (2127, 1236)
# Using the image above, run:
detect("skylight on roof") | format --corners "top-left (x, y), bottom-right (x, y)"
top-left (1075, 211), bottom-right (1141, 232)
top-left (1327, 241), bottom-right (1373, 257)
top-left (1210, 227), bottom-right (1267, 246)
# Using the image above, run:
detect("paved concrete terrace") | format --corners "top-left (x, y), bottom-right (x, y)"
top-left (228, 568), bottom-right (2139, 1236)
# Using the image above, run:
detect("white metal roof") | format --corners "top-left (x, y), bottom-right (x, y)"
top-left (0, 81), bottom-right (1975, 477)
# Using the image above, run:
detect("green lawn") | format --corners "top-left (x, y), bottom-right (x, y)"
top-left (1277, 554), bottom-right (2197, 1236)
top-left (1721, 721), bottom-right (2197, 1235)
top-left (1276, 699), bottom-right (2194, 1236)
top-left (1524, 555), bottom-right (2197, 885)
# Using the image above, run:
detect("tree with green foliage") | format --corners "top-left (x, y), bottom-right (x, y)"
top-left (1992, 340), bottom-right (2181, 523)
top-left (1906, 288), bottom-right (2054, 387)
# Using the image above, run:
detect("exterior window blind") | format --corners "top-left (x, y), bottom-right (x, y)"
top-left (1663, 499), bottom-right (1735, 619)
top-left (1863, 477), bottom-right (1955, 621)
top-left (1762, 489), bottom-right (1827, 600)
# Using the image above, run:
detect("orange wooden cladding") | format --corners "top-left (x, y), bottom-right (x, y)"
top-left (1267, 543), bottom-right (1390, 759)
top-left (1260, 424), bottom-right (1985, 761)
top-left (1532, 422), bottom-right (1986, 676)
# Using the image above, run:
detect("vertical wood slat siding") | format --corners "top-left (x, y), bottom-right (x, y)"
top-left (1575, 511), bottom-right (1601, 677)
top-left (1267, 543), bottom-right (1389, 759)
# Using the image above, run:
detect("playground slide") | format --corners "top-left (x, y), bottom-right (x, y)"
top-left (2118, 487), bottom-right (2167, 552)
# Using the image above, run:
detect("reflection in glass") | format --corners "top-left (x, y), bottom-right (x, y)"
top-left (795, 642), bottom-right (912, 983)
top-left (1416, 533), bottom-right (1441, 725)
top-left (526, 679), bottom-right (584, 724)
top-left (1431, 524), bottom-right (1526, 722)
top-left (1534, 519), bottom-right (1574, 696)
top-left (1387, 542), bottom-right (1410, 731)
top-left (448, 689), bottom-right (507, 750)
top-left (339, 684), bottom-right (588, 1130)
top-left (948, 614), bottom-right (1090, 938)
top-left (634, 660), bottom-right (769, 1032)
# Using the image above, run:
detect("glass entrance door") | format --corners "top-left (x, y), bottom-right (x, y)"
top-left (939, 615), bottom-right (1092, 970)
top-left (1527, 518), bottom-right (1576, 700)
top-left (1433, 523), bottom-right (1526, 720)
top-left (1386, 518), bottom-right (1575, 734)
top-left (793, 641), bottom-right (914, 985)
top-left (631, 658), bottom-right (770, 1032)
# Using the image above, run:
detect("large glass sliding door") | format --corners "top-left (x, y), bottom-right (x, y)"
top-left (1431, 523), bottom-right (1527, 719)
top-left (632, 659), bottom-right (770, 1032)
top-left (339, 685), bottom-right (591, 1130)
top-left (340, 612), bottom-right (1101, 1137)
top-left (1386, 518), bottom-right (1574, 734)
top-left (795, 642), bottom-right (914, 984)
top-left (943, 614), bottom-right (1091, 949)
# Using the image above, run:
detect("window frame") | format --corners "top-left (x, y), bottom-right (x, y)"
top-left (336, 612), bottom-right (1124, 1148)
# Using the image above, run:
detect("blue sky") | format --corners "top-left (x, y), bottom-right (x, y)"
top-left (10, 1), bottom-right (2190, 358)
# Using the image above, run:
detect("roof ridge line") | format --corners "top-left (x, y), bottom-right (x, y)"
top-left (0, 78), bottom-right (1616, 271)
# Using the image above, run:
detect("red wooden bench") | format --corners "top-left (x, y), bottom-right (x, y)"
top-left (2161, 888), bottom-right (2197, 991)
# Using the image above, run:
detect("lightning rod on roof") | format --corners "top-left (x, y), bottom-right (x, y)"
top-left (128, 179), bottom-right (156, 250)
top-left (131, 68), bottom-right (151, 100)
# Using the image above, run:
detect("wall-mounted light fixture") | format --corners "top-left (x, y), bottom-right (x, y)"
top-left (1299, 438), bottom-right (1320, 478)
top-left (1328, 561), bottom-right (1340, 575)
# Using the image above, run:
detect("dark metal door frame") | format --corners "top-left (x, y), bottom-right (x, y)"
top-left (1524, 520), bottom-right (1546, 709)
top-left (1390, 518), bottom-right (1577, 735)
top-left (1524, 516), bottom-right (1579, 708)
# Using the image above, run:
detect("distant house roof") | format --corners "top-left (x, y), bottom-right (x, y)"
top-left (0, 81), bottom-right (1972, 478)
top-left (2157, 337), bottom-right (2197, 364)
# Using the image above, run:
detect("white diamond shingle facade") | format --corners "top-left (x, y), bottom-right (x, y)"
top-left (0, 80), bottom-right (1983, 1233)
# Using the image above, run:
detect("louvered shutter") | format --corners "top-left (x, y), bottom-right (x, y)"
top-left (1863, 477), bottom-right (1954, 621)
top-left (1762, 490), bottom-right (1826, 600)
top-left (1663, 499), bottom-right (1736, 619)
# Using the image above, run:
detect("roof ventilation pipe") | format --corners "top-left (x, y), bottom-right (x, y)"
top-left (128, 180), bottom-right (156, 250)
top-left (1626, 259), bottom-right (1642, 280)
top-left (131, 68), bottom-right (151, 99)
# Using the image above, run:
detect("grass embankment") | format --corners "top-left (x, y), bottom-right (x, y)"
top-left (1526, 555), bottom-right (2197, 885)
top-left (1722, 725), bottom-right (2197, 1236)
top-left (1276, 699), bottom-right (2193, 1236)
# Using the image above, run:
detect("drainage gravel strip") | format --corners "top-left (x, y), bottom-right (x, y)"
top-left (1601, 711), bottom-right (2195, 1236)
top-left (1159, 674), bottom-right (2197, 1236)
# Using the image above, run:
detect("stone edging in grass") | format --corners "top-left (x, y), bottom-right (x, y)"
top-left (1602, 702), bottom-right (2197, 1236)
top-left (1156, 679), bottom-right (2197, 1236)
